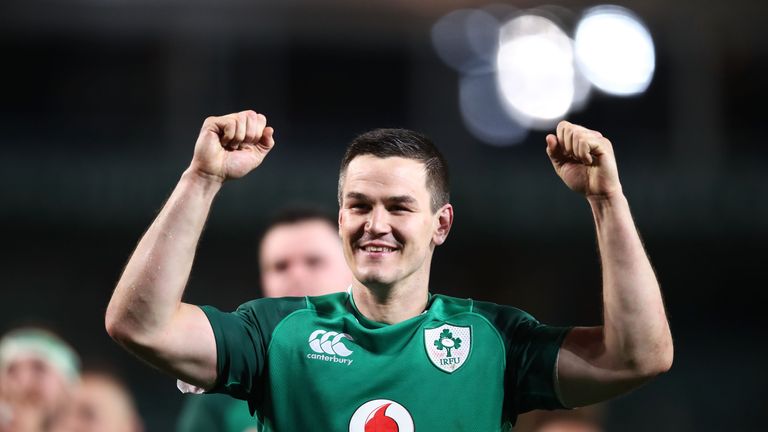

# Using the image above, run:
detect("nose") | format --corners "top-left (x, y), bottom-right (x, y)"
top-left (365, 206), bottom-right (390, 235)
top-left (286, 264), bottom-right (310, 285)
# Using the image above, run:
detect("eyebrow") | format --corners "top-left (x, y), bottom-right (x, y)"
top-left (344, 192), bottom-right (418, 205)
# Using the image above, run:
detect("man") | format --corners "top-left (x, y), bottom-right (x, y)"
top-left (175, 208), bottom-right (354, 432)
top-left (0, 328), bottom-right (80, 432)
top-left (534, 419), bottom-right (602, 432)
top-left (49, 371), bottom-right (143, 432)
top-left (106, 111), bottom-right (673, 430)
top-left (256, 209), bottom-right (355, 299)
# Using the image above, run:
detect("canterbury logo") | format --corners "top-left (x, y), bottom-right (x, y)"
top-left (308, 330), bottom-right (354, 357)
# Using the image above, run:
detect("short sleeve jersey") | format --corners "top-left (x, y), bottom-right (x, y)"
top-left (201, 291), bottom-right (571, 431)
top-left (176, 394), bottom-right (257, 432)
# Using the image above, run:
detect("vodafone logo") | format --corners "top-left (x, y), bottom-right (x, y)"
top-left (308, 329), bottom-right (354, 357)
top-left (349, 399), bottom-right (414, 432)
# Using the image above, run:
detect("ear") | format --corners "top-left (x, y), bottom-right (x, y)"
top-left (338, 207), bottom-right (344, 237)
top-left (432, 203), bottom-right (454, 246)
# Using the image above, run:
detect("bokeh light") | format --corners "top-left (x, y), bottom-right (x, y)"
top-left (496, 14), bottom-right (576, 129)
top-left (459, 73), bottom-right (528, 146)
top-left (431, 9), bottom-right (500, 74)
top-left (574, 5), bottom-right (656, 95)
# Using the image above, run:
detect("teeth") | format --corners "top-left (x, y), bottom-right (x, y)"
top-left (364, 246), bottom-right (394, 252)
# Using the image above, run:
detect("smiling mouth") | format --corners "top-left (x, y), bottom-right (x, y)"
top-left (362, 246), bottom-right (396, 253)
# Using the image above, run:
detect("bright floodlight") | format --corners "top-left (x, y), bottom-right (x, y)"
top-left (459, 74), bottom-right (528, 146)
top-left (575, 6), bottom-right (655, 95)
top-left (496, 14), bottom-right (575, 129)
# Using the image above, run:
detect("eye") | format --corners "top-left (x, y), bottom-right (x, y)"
top-left (348, 203), bottom-right (370, 212)
top-left (306, 256), bottom-right (324, 268)
top-left (388, 205), bottom-right (410, 213)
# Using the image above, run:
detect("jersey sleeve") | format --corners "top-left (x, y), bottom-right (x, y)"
top-left (199, 297), bottom-right (307, 403)
top-left (504, 309), bottom-right (571, 413)
top-left (474, 301), bottom-right (572, 415)
top-left (175, 394), bottom-right (226, 432)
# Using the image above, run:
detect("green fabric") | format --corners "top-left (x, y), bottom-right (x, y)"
top-left (200, 292), bottom-right (571, 431)
top-left (176, 394), bottom-right (258, 432)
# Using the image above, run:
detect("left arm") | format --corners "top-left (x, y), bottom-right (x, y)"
top-left (545, 122), bottom-right (673, 408)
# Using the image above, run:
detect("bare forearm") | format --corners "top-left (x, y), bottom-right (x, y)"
top-left (590, 193), bottom-right (673, 373)
top-left (106, 168), bottom-right (222, 342)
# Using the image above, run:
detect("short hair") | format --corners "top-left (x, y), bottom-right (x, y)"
top-left (257, 207), bottom-right (339, 260)
top-left (264, 207), bottom-right (337, 232)
top-left (338, 128), bottom-right (450, 213)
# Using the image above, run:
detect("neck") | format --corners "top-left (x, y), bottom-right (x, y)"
top-left (351, 273), bottom-right (430, 325)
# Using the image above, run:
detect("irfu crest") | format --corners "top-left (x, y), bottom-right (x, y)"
top-left (424, 324), bottom-right (471, 373)
top-left (434, 328), bottom-right (462, 357)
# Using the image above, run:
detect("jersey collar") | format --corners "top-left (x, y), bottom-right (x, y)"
top-left (346, 285), bottom-right (433, 329)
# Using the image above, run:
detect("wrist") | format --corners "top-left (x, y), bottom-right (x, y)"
top-left (587, 190), bottom-right (626, 208)
top-left (181, 167), bottom-right (224, 196)
top-left (587, 192), bottom-right (632, 225)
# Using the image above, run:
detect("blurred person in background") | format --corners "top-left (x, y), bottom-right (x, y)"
top-left (520, 408), bottom-right (603, 432)
top-left (0, 328), bottom-right (80, 432)
top-left (175, 208), bottom-right (354, 432)
top-left (534, 418), bottom-right (602, 432)
top-left (49, 370), bottom-right (142, 432)
top-left (515, 400), bottom-right (604, 432)
top-left (106, 111), bottom-right (673, 430)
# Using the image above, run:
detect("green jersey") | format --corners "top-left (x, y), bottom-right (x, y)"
top-left (201, 291), bottom-right (570, 431)
top-left (176, 394), bottom-right (257, 432)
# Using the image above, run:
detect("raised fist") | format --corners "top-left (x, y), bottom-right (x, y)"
top-left (545, 121), bottom-right (622, 199)
top-left (189, 110), bottom-right (275, 182)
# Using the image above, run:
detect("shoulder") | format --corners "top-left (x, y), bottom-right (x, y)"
top-left (430, 294), bottom-right (536, 324)
top-left (471, 299), bottom-right (538, 324)
top-left (201, 296), bottom-right (311, 331)
top-left (305, 292), bottom-right (351, 317)
top-left (234, 296), bottom-right (310, 318)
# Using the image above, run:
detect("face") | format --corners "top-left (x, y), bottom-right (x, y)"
top-left (0, 355), bottom-right (70, 412)
top-left (260, 220), bottom-right (354, 297)
top-left (537, 420), bottom-right (601, 432)
top-left (50, 374), bottom-right (141, 432)
top-left (338, 156), bottom-right (452, 290)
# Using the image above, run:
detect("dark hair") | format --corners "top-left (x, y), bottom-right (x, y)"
top-left (338, 128), bottom-right (450, 213)
top-left (256, 207), bottom-right (339, 272)
top-left (265, 207), bottom-right (337, 232)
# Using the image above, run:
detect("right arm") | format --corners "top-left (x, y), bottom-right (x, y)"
top-left (105, 111), bottom-right (275, 389)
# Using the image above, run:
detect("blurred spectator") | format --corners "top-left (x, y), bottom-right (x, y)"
top-left (257, 208), bottom-right (354, 298)
top-left (535, 418), bottom-right (602, 432)
top-left (0, 328), bottom-right (80, 432)
top-left (518, 405), bottom-right (604, 432)
top-left (176, 207), bottom-right (354, 432)
top-left (49, 371), bottom-right (142, 432)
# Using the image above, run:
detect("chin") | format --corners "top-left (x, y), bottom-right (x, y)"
top-left (356, 272), bottom-right (396, 290)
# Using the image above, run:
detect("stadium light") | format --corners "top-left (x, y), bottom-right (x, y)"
top-left (431, 9), bottom-right (500, 74)
top-left (459, 74), bottom-right (529, 146)
top-left (574, 5), bottom-right (656, 96)
top-left (495, 14), bottom-right (576, 129)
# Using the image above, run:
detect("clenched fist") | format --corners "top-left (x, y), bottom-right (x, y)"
top-left (189, 110), bottom-right (276, 182)
top-left (545, 121), bottom-right (622, 199)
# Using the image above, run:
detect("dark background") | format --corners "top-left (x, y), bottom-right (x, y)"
top-left (1, 0), bottom-right (766, 430)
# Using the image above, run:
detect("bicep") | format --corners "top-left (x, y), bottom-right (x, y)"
top-left (557, 326), bottom-right (650, 407)
top-left (141, 303), bottom-right (218, 390)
